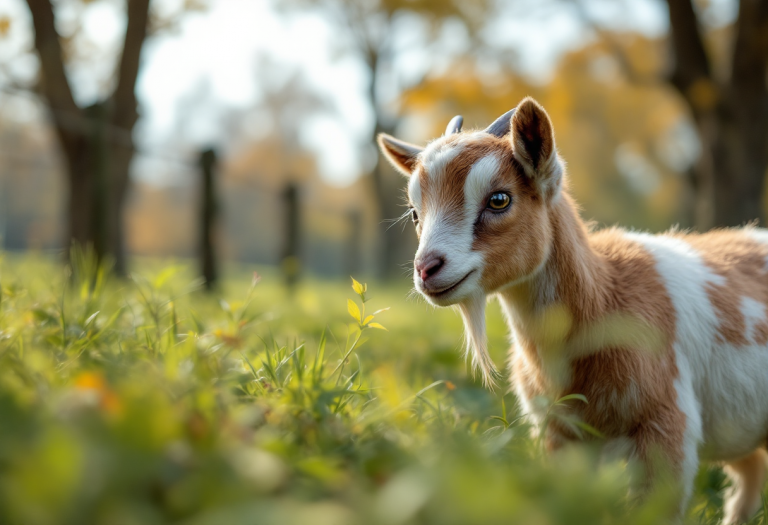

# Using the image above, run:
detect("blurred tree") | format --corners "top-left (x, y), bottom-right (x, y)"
top-left (665, 0), bottom-right (768, 228)
top-left (24, 0), bottom-right (149, 274)
top-left (575, 0), bottom-right (768, 229)
top-left (277, 0), bottom-right (493, 279)
top-left (23, 0), bottom-right (206, 274)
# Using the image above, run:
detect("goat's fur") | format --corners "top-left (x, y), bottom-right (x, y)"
top-left (378, 97), bottom-right (768, 523)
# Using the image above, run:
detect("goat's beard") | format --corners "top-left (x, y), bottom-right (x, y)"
top-left (457, 292), bottom-right (501, 389)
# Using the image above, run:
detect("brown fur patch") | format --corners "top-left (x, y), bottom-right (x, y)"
top-left (474, 143), bottom-right (550, 292)
top-left (502, 195), bottom-right (685, 472)
top-left (681, 231), bottom-right (768, 346)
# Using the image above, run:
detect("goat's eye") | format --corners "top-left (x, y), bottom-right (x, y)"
top-left (411, 209), bottom-right (419, 225)
top-left (488, 192), bottom-right (511, 211)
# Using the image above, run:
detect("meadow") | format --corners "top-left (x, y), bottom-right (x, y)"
top-left (0, 250), bottom-right (754, 524)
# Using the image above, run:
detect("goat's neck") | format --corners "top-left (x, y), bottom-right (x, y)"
top-left (496, 193), bottom-right (608, 345)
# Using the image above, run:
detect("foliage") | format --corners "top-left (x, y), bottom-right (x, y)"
top-left (0, 250), bottom-right (756, 524)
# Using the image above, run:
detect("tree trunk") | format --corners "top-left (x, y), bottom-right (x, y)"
top-left (65, 137), bottom-right (96, 250)
top-left (707, 103), bottom-right (768, 227)
top-left (106, 135), bottom-right (134, 275)
top-left (26, 0), bottom-right (148, 274)
top-left (666, 0), bottom-right (768, 229)
top-left (105, 0), bottom-right (149, 274)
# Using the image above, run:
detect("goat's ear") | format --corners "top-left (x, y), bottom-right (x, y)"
top-left (510, 97), bottom-right (562, 193)
top-left (378, 133), bottom-right (423, 177)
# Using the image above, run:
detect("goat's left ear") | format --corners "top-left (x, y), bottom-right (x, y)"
top-left (378, 133), bottom-right (423, 177)
top-left (510, 97), bottom-right (562, 195)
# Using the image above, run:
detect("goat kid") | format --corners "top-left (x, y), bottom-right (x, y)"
top-left (378, 97), bottom-right (768, 524)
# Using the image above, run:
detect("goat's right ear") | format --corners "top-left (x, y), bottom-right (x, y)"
top-left (377, 133), bottom-right (423, 177)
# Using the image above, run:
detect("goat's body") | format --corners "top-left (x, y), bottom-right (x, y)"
top-left (503, 198), bottom-right (768, 519)
top-left (379, 97), bottom-right (768, 522)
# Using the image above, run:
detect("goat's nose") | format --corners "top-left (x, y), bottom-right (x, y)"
top-left (415, 253), bottom-right (445, 281)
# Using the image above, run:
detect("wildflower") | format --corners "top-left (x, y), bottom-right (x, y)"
top-left (73, 371), bottom-right (122, 415)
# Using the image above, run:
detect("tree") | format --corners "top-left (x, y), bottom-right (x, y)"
top-left (574, 0), bottom-right (768, 229)
top-left (277, 0), bottom-right (492, 278)
top-left (23, 0), bottom-right (151, 274)
top-left (665, 0), bottom-right (768, 229)
top-left (21, 0), bottom-right (208, 273)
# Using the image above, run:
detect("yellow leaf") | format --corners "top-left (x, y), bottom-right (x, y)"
top-left (0, 16), bottom-right (10, 38)
top-left (347, 299), bottom-right (361, 323)
top-left (367, 322), bottom-right (387, 331)
top-left (362, 315), bottom-right (374, 326)
top-left (351, 277), bottom-right (364, 295)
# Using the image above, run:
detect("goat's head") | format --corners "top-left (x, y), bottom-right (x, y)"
top-left (377, 97), bottom-right (564, 387)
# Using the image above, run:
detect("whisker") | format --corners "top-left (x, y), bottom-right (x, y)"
top-left (405, 288), bottom-right (433, 308)
top-left (385, 209), bottom-right (412, 232)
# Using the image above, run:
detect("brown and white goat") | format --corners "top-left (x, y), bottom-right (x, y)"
top-left (378, 98), bottom-right (768, 523)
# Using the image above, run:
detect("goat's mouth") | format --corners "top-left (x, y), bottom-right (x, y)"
top-left (421, 270), bottom-right (475, 298)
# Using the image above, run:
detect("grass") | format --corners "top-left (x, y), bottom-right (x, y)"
top-left (0, 249), bottom-right (758, 524)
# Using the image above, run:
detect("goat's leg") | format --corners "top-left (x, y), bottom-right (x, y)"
top-left (722, 449), bottom-right (767, 524)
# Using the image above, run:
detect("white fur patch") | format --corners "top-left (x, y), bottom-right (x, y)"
top-left (408, 167), bottom-right (422, 210)
top-left (743, 228), bottom-right (768, 272)
top-left (458, 292), bottom-right (499, 388)
top-left (420, 132), bottom-right (492, 184)
top-left (744, 228), bottom-right (768, 246)
top-left (741, 296), bottom-right (766, 344)
top-left (420, 140), bottom-right (463, 182)
top-left (464, 155), bottom-right (500, 213)
top-left (673, 353), bottom-right (703, 513)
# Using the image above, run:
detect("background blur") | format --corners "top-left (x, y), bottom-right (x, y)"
top-left (0, 0), bottom-right (764, 282)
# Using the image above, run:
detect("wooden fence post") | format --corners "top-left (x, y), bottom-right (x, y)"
top-left (199, 148), bottom-right (218, 291)
top-left (281, 182), bottom-right (301, 291)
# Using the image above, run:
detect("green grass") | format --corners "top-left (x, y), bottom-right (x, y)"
top-left (0, 250), bottom-right (756, 524)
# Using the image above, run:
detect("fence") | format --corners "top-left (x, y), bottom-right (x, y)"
top-left (0, 87), bottom-right (380, 279)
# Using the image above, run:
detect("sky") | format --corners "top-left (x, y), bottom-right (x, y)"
top-left (0, 0), bottom-right (736, 186)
